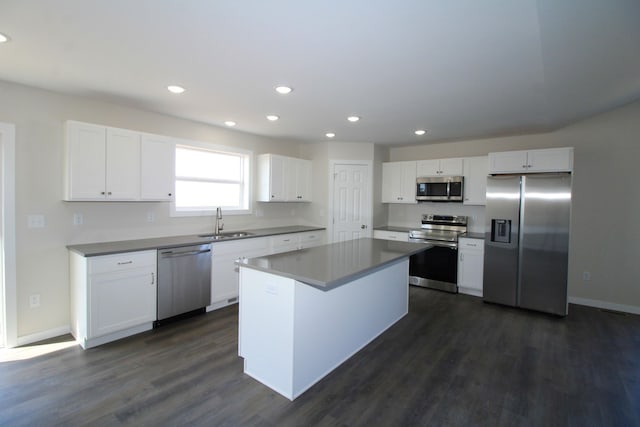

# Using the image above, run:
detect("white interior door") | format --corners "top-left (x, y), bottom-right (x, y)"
top-left (332, 163), bottom-right (372, 242)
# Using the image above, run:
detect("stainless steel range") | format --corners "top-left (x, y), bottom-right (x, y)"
top-left (409, 214), bottom-right (467, 293)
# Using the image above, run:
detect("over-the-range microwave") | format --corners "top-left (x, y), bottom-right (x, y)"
top-left (416, 176), bottom-right (464, 202)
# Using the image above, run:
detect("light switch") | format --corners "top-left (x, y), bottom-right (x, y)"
top-left (27, 214), bottom-right (45, 228)
top-left (73, 213), bottom-right (83, 226)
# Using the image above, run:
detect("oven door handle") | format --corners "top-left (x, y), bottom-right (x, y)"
top-left (409, 238), bottom-right (457, 249)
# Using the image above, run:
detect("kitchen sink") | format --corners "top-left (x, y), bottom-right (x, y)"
top-left (198, 231), bottom-right (254, 240)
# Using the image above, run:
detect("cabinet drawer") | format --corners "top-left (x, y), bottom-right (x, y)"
top-left (213, 237), bottom-right (269, 255)
top-left (373, 230), bottom-right (409, 241)
top-left (298, 231), bottom-right (322, 244)
top-left (89, 250), bottom-right (156, 275)
top-left (271, 234), bottom-right (299, 248)
top-left (458, 238), bottom-right (484, 250)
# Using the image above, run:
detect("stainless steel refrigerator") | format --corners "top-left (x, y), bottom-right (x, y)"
top-left (483, 173), bottom-right (572, 316)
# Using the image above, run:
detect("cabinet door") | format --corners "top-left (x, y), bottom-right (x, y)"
top-left (267, 154), bottom-right (287, 201)
top-left (383, 161), bottom-right (416, 203)
top-left (89, 265), bottom-right (156, 338)
top-left (457, 239), bottom-right (484, 296)
top-left (416, 159), bottom-right (440, 176)
top-left (527, 148), bottom-right (573, 172)
top-left (211, 238), bottom-right (270, 303)
top-left (463, 156), bottom-right (489, 205)
top-left (141, 135), bottom-right (175, 201)
top-left (294, 159), bottom-right (312, 201)
top-left (106, 128), bottom-right (141, 200)
top-left (65, 121), bottom-right (107, 200)
top-left (488, 151), bottom-right (529, 174)
top-left (399, 161), bottom-right (417, 203)
top-left (381, 162), bottom-right (399, 203)
top-left (440, 158), bottom-right (464, 176)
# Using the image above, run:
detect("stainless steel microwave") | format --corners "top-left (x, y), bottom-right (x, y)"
top-left (416, 176), bottom-right (464, 202)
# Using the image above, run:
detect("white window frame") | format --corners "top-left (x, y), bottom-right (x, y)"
top-left (170, 139), bottom-right (252, 217)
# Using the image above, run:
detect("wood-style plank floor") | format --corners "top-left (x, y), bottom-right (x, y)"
top-left (1, 287), bottom-right (639, 426)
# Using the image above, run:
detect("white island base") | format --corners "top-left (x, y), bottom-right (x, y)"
top-left (238, 259), bottom-right (409, 400)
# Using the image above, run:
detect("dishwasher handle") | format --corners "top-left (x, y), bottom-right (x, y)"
top-left (160, 248), bottom-right (211, 258)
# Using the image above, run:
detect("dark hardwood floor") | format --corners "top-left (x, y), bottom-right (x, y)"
top-left (2, 287), bottom-right (639, 426)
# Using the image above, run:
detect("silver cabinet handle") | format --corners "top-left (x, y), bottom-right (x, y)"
top-left (117, 260), bottom-right (133, 265)
top-left (151, 272), bottom-right (155, 285)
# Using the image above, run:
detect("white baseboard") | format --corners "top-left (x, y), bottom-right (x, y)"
top-left (569, 296), bottom-right (640, 315)
top-left (16, 325), bottom-right (71, 347)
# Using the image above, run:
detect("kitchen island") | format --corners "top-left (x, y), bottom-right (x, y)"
top-left (237, 237), bottom-right (430, 400)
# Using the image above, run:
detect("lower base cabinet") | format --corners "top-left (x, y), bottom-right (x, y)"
top-left (457, 238), bottom-right (484, 297)
top-left (211, 237), bottom-right (270, 305)
top-left (211, 231), bottom-right (325, 306)
top-left (70, 250), bottom-right (157, 349)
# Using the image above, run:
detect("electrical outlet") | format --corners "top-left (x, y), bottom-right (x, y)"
top-left (29, 294), bottom-right (40, 308)
top-left (73, 213), bottom-right (83, 226)
top-left (583, 271), bottom-right (591, 281)
top-left (27, 214), bottom-right (45, 228)
top-left (147, 212), bottom-right (155, 223)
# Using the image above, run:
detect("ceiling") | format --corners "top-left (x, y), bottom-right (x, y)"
top-left (1, 0), bottom-right (639, 146)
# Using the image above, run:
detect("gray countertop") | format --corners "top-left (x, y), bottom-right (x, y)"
top-left (238, 237), bottom-right (431, 291)
top-left (67, 225), bottom-right (325, 257)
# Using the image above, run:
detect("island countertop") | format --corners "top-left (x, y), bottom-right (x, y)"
top-left (238, 237), bottom-right (430, 291)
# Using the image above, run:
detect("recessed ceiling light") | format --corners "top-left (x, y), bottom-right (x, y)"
top-left (0, 33), bottom-right (9, 43)
top-left (224, 121), bottom-right (237, 127)
top-left (347, 116), bottom-right (360, 123)
top-left (167, 85), bottom-right (185, 94)
top-left (275, 86), bottom-right (293, 95)
top-left (266, 115), bottom-right (279, 121)
top-left (326, 133), bottom-right (336, 138)
top-left (415, 129), bottom-right (427, 136)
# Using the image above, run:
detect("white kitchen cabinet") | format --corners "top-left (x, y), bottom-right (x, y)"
top-left (416, 158), bottom-right (463, 177)
top-left (64, 121), bottom-right (141, 201)
top-left (373, 229), bottom-right (409, 241)
top-left (70, 250), bottom-right (157, 349)
top-left (463, 156), bottom-right (489, 205)
top-left (211, 237), bottom-right (270, 305)
top-left (140, 134), bottom-right (175, 201)
top-left (457, 238), bottom-right (484, 297)
top-left (210, 231), bottom-right (324, 305)
top-left (297, 230), bottom-right (325, 249)
top-left (381, 161), bottom-right (417, 204)
top-left (489, 147), bottom-right (573, 174)
top-left (257, 154), bottom-right (312, 202)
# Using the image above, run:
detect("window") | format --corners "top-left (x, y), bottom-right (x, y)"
top-left (172, 142), bottom-right (251, 216)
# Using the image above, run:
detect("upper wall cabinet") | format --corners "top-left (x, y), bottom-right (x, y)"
top-left (257, 154), bottom-right (312, 202)
top-left (64, 121), bottom-right (140, 201)
top-left (463, 156), bottom-right (489, 205)
top-left (416, 158), bottom-right (463, 177)
top-left (64, 121), bottom-right (176, 202)
top-left (140, 134), bottom-right (175, 201)
top-left (488, 147), bottom-right (573, 174)
top-left (381, 161), bottom-right (417, 204)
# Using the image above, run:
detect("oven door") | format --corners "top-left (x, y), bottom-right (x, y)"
top-left (409, 239), bottom-right (458, 293)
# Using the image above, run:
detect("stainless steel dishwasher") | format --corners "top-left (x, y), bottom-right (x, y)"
top-left (156, 243), bottom-right (212, 325)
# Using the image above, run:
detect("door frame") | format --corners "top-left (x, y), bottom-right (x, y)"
top-left (328, 160), bottom-right (373, 243)
top-left (0, 122), bottom-right (16, 348)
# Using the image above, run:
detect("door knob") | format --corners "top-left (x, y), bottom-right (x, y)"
top-left (361, 225), bottom-right (367, 229)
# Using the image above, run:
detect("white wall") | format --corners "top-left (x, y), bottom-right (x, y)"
top-left (389, 100), bottom-right (640, 312)
top-left (0, 80), bottom-right (311, 338)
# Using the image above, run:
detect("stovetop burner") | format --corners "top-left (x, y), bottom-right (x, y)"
top-left (409, 214), bottom-right (468, 243)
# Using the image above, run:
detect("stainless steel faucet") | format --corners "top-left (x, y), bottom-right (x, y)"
top-left (214, 207), bottom-right (224, 234)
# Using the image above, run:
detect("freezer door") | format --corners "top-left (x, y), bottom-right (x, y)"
top-left (518, 174), bottom-right (571, 316)
top-left (483, 176), bottom-right (521, 307)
